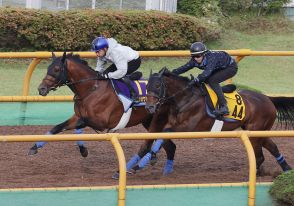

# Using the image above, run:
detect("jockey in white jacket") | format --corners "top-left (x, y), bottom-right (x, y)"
top-left (91, 37), bottom-right (141, 79)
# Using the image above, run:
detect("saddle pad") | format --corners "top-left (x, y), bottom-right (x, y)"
top-left (113, 79), bottom-right (148, 104)
top-left (204, 84), bottom-right (246, 121)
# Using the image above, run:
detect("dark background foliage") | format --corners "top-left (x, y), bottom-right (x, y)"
top-left (0, 8), bottom-right (221, 51)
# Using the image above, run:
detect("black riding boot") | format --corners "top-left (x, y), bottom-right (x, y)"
top-left (122, 77), bottom-right (137, 101)
top-left (211, 84), bottom-right (229, 116)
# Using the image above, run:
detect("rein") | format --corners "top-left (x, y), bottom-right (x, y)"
top-left (149, 78), bottom-right (191, 107)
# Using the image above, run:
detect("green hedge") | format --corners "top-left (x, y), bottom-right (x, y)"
top-left (0, 8), bottom-right (221, 51)
top-left (269, 170), bottom-right (294, 205)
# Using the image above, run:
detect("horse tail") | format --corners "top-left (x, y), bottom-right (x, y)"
top-left (268, 96), bottom-right (294, 127)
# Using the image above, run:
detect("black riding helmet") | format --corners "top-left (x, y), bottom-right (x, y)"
top-left (190, 42), bottom-right (207, 57)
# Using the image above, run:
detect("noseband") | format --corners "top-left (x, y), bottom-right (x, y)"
top-left (148, 75), bottom-right (190, 108)
top-left (42, 59), bottom-right (69, 91)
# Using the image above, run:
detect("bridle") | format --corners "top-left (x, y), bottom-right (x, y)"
top-left (44, 58), bottom-right (101, 91)
top-left (147, 73), bottom-right (190, 108)
top-left (42, 58), bottom-right (69, 91)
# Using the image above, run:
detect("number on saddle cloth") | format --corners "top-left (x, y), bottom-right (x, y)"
top-left (204, 84), bottom-right (246, 121)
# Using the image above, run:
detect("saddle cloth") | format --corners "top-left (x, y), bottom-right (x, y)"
top-left (204, 84), bottom-right (246, 122)
top-left (112, 79), bottom-right (148, 108)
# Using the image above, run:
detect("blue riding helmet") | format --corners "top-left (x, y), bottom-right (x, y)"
top-left (91, 37), bottom-right (108, 52)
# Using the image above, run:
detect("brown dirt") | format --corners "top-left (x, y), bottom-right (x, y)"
top-left (0, 125), bottom-right (293, 189)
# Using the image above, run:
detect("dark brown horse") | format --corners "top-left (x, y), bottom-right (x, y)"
top-left (145, 68), bottom-right (293, 175)
top-left (29, 52), bottom-right (176, 177)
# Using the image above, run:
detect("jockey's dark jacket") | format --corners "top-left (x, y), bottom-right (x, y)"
top-left (173, 51), bottom-right (236, 82)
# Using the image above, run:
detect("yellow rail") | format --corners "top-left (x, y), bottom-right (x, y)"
top-left (1, 50), bottom-right (294, 95)
top-left (0, 93), bottom-right (293, 102)
top-left (0, 130), bottom-right (294, 206)
top-left (0, 95), bottom-right (73, 102)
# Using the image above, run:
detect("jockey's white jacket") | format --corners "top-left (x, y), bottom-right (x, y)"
top-left (95, 38), bottom-right (139, 79)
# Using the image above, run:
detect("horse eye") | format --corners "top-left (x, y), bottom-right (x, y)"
top-left (53, 67), bottom-right (60, 73)
top-left (155, 82), bottom-right (161, 89)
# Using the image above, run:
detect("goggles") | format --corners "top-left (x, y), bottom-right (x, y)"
top-left (191, 54), bottom-right (203, 58)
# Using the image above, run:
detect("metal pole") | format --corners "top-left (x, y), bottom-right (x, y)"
top-left (92, 0), bottom-right (95, 9)
top-left (66, 0), bottom-right (69, 10)
top-left (119, 0), bottom-right (123, 10)
top-left (159, 0), bottom-right (163, 11)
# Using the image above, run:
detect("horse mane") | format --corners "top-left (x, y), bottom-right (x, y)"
top-left (66, 53), bottom-right (93, 70)
top-left (159, 67), bottom-right (190, 83)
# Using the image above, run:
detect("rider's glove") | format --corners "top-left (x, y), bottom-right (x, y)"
top-left (188, 77), bottom-right (200, 87)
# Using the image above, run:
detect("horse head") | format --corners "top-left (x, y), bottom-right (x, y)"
top-left (145, 67), bottom-right (167, 113)
top-left (38, 52), bottom-right (101, 97)
top-left (146, 67), bottom-right (192, 114)
top-left (38, 52), bottom-right (68, 96)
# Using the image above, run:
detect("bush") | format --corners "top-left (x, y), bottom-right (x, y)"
top-left (0, 8), bottom-right (221, 51)
top-left (269, 170), bottom-right (294, 205)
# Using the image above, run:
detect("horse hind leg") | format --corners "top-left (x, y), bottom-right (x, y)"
top-left (251, 139), bottom-right (266, 176)
top-left (263, 138), bottom-right (292, 172)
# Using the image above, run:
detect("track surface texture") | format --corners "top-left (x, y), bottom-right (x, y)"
top-left (0, 125), bottom-right (293, 188)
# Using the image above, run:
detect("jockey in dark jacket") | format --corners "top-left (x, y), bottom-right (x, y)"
top-left (172, 42), bottom-right (238, 116)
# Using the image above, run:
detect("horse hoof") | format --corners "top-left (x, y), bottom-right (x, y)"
top-left (257, 165), bottom-right (270, 176)
top-left (112, 172), bottom-right (119, 180)
top-left (28, 144), bottom-right (38, 155)
top-left (79, 145), bottom-right (88, 158)
top-left (163, 168), bottom-right (173, 176)
top-left (163, 160), bottom-right (174, 175)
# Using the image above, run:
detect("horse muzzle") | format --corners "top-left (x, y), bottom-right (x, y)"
top-left (145, 104), bottom-right (157, 114)
top-left (38, 85), bottom-right (49, 96)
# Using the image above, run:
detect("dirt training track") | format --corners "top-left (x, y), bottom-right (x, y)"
top-left (0, 125), bottom-right (293, 189)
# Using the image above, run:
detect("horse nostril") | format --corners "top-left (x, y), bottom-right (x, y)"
top-left (145, 105), bottom-right (156, 114)
top-left (38, 86), bottom-right (47, 96)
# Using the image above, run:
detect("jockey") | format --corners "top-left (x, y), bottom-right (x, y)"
top-left (91, 36), bottom-right (141, 99)
top-left (172, 42), bottom-right (238, 116)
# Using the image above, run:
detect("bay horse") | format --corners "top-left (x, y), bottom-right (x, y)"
top-left (145, 68), bottom-right (293, 175)
top-left (29, 52), bottom-right (176, 176)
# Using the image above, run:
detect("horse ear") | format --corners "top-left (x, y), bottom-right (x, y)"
top-left (149, 69), bottom-right (153, 78)
top-left (159, 67), bottom-right (165, 77)
top-left (61, 51), bottom-right (66, 63)
top-left (52, 52), bottom-right (56, 60)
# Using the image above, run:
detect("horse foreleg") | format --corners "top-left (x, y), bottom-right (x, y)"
top-left (112, 139), bottom-right (154, 179)
top-left (263, 138), bottom-right (292, 172)
top-left (162, 139), bottom-right (176, 175)
top-left (134, 128), bottom-right (176, 175)
top-left (126, 140), bottom-right (154, 172)
top-left (28, 115), bottom-right (87, 156)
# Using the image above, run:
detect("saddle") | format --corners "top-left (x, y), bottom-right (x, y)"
top-left (111, 72), bottom-right (148, 112)
top-left (202, 84), bottom-right (246, 122)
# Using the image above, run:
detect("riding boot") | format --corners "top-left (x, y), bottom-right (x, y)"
top-left (211, 84), bottom-right (229, 116)
top-left (122, 77), bottom-right (138, 101)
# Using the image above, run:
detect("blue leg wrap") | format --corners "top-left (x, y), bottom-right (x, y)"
top-left (36, 131), bottom-right (52, 148)
top-left (126, 154), bottom-right (141, 171)
top-left (138, 152), bottom-right (152, 169)
top-left (75, 129), bottom-right (84, 146)
top-left (75, 128), bottom-right (83, 134)
top-left (276, 154), bottom-right (285, 164)
top-left (151, 139), bottom-right (164, 153)
top-left (163, 160), bottom-right (174, 175)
